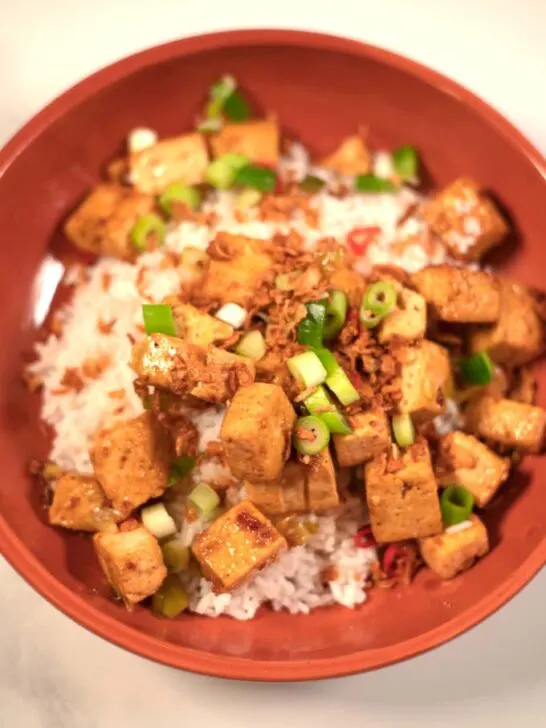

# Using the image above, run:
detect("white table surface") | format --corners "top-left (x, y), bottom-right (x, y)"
top-left (1, 0), bottom-right (545, 725)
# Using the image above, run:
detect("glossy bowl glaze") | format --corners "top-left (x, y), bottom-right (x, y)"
top-left (0, 30), bottom-right (545, 681)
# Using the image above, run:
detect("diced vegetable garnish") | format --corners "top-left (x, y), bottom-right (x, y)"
top-left (460, 351), bottom-right (494, 386)
top-left (235, 330), bottom-right (267, 361)
top-left (206, 153), bottom-right (249, 189)
top-left (168, 455), bottom-right (196, 487)
top-left (141, 503), bottom-right (177, 539)
top-left (215, 302), bottom-right (247, 328)
top-left (142, 303), bottom-right (177, 336)
top-left (354, 524), bottom-right (376, 549)
top-left (293, 415), bottom-right (330, 455)
top-left (355, 174), bottom-right (396, 193)
top-left (300, 174), bottom-right (326, 193)
top-left (224, 89), bottom-right (252, 121)
top-left (235, 188), bottom-right (262, 211)
top-left (311, 347), bottom-right (340, 376)
top-left (275, 515), bottom-right (316, 546)
top-left (130, 213), bottom-right (166, 252)
top-left (151, 576), bottom-right (190, 618)
top-left (391, 414), bottom-right (415, 447)
top-left (128, 127), bottom-right (158, 153)
top-left (197, 116), bottom-right (223, 133)
top-left (325, 367), bottom-right (360, 406)
top-left (363, 281), bottom-right (397, 316)
top-left (188, 482), bottom-right (220, 516)
top-left (234, 164), bottom-right (277, 192)
top-left (440, 485), bottom-right (475, 526)
top-left (346, 226), bottom-right (381, 256)
top-left (162, 539), bottom-right (191, 573)
top-left (323, 290), bottom-right (348, 340)
top-left (304, 386), bottom-right (352, 434)
top-left (158, 182), bottom-right (201, 216)
top-left (359, 304), bottom-right (384, 329)
top-left (393, 145), bottom-right (418, 181)
top-left (296, 301), bottom-right (327, 348)
top-left (287, 351), bottom-right (328, 388)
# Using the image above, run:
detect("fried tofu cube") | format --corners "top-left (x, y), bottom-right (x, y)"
top-left (412, 265), bottom-right (500, 323)
top-left (464, 396), bottom-right (546, 453)
top-left (379, 285), bottom-right (427, 343)
top-left (422, 177), bottom-right (509, 261)
top-left (321, 134), bottom-right (371, 176)
top-left (92, 412), bottom-right (172, 513)
top-left (49, 473), bottom-right (122, 532)
top-left (106, 157), bottom-right (130, 184)
top-left (131, 334), bottom-right (255, 403)
top-left (328, 266), bottom-right (366, 307)
top-left (170, 302), bottom-right (233, 347)
top-left (398, 341), bottom-right (452, 421)
top-left (130, 132), bottom-right (209, 194)
top-left (191, 501), bottom-right (287, 592)
top-left (64, 184), bottom-right (154, 260)
top-left (93, 525), bottom-right (167, 607)
top-left (333, 409), bottom-right (391, 467)
top-left (246, 461), bottom-right (307, 516)
top-left (307, 449), bottom-right (339, 511)
top-left (509, 366), bottom-right (538, 405)
top-left (435, 432), bottom-right (510, 507)
top-left (419, 515), bottom-right (489, 580)
top-left (221, 383), bottom-right (296, 483)
top-left (210, 118), bottom-right (279, 166)
top-left (365, 438), bottom-right (442, 543)
top-left (468, 279), bottom-right (544, 366)
top-left (202, 233), bottom-right (273, 306)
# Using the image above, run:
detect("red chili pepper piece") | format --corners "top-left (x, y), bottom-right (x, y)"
top-left (354, 525), bottom-right (376, 549)
top-left (346, 226), bottom-right (381, 256)
top-left (382, 543), bottom-right (403, 576)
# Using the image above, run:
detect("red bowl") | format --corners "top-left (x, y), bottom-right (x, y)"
top-left (0, 30), bottom-right (545, 681)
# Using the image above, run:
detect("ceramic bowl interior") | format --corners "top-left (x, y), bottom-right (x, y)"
top-left (0, 30), bottom-right (544, 681)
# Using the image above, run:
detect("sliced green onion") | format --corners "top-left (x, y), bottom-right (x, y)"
top-left (440, 485), bottom-right (475, 527)
top-left (392, 414), bottom-right (415, 447)
top-left (287, 351), bottom-right (328, 388)
top-left (355, 174), bottom-right (396, 193)
top-left (151, 576), bottom-right (190, 618)
top-left (304, 386), bottom-right (352, 434)
top-left (141, 503), bottom-right (177, 539)
top-left (130, 214), bottom-right (166, 252)
top-left (323, 290), bottom-right (348, 340)
top-left (210, 74), bottom-right (237, 103)
top-left (460, 351), bottom-right (494, 386)
top-left (142, 304), bottom-right (176, 336)
top-left (161, 540), bottom-right (191, 573)
top-left (310, 347), bottom-right (339, 376)
top-left (206, 153), bottom-right (249, 189)
top-left (363, 281), bottom-right (397, 316)
top-left (188, 482), bottom-right (220, 516)
top-left (235, 330), bottom-right (266, 361)
top-left (300, 174), bottom-right (326, 193)
top-left (224, 89), bottom-right (252, 121)
top-left (167, 455), bottom-right (196, 487)
top-left (296, 301), bottom-right (326, 348)
top-left (359, 305), bottom-right (384, 329)
top-left (325, 367), bottom-right (360, 406)
top-left (197, 116), bottom-right (223, 133)
top-left (235, 188), bottom-right (262, 211)
top-left (393, 145), bottom-right (418, 181)
top-left (293, 415), bottom-right (330, 455)
top-left (234, 164), bottom-right (277, 192)
top-left (158, 183), bottom-right (201, 216)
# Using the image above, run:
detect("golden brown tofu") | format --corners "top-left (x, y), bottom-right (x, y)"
top-left (131, 334), bottom-right (255, 403)
top-left (307, 449), bottom-right (339, 511)
top-left (64, 184), bottom-right (154, 260)
top-left (468, 279), bottom-right (544, 366)
top-left (435, 432), bottom-right (510, 507)
top-left (93, 525), bottom-right (167, 607)
top-left (333, 409), bottom-right (391, 467)
top-left (398, 340), bottom-right (452, 421)
top-left (201, 233), bottom-right (273, 307)
top-left (365, 439), bottom-right (442, 543)
top-left (48, 473), bottom-right (122, 532)
top-left (246, 461), bottom-right (307, 516)
top-left (130, 132), bottom-right (209, 194)
top-left (321, 134), bottom-right (371, 176)
top-left (412, 265), bottom-right (500, 323)
top-left (191, 501), bottom-right (287, 592)
top-left (328, 266), bottom-right (366, 307)
top-left (464, 396), bottom-right (546, 453)
top-left (509, 366), bottom-right (538, 405)
top-left (379, 285), bottom-right (427, 343)
top-left (422, 177), bottom-right (509, 261)
top-left (106, 157), bottom-right (130, 184)
top-left (210, 118), bottom-right (279, 166)
top-left (419, 515), bottom-right (489, 580)
top-left (220, 383), bottom-right (296, 483)
top-left (92, 412), bottom-right (172, 513)
top-left (170, 302), bottom-right (233, 347)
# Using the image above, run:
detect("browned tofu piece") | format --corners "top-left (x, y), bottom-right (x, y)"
top-left (333, 409), bottom-right (391, 467)
top-left (379, 285), bottom-right (427, 343)
top-left (210, 118), bottom-right (279, 166)
top-left (92, 412), bottom-right (172, 513)
top-left (130, 132), bottom-right (208, 194)
top-left (201, 233), bottom-right (273, 307)
top-left (435, 432), bottom-right (510, 507)
top-left (307, 449), bottom-right (339, 511)
top-left (419, 515), bottom-right (489, 580)
top-left (93, 525), bottom-right (167, 607)
top-left (365, 438), bottom-right (442, 543)
top-left (328, 266), bottom-right (366, 307)
top-left (509, 366), bottom-right (538, 405)
top-left (131, 334), bottom-right (255, 403)
top-left (321, 134), bottom-right (371, 176)
top-left (106, 157), bottom-right (130, 184)
top-left (464, 396), bottom-right (546, 453)
top-left (398, 341), bottom-right (453, 421)
top-left (468, 279), bottom-right (544, 366)
top-left (221, 383), bottom-right (296, 483)
top-left (64, 184), bottom-right (154, 260)
top-left (412, 265), bottom-right (500, 323)
top-left (191, 501), bottom-right (287, 592)
top-left (49, 473), bottom-right (122, 532)
top-left (246, 461), bottom-right (307, 516)
top-left (422, 177), bottom-right (509, 261)
top-left (170, 302), bottom-right (233, 347)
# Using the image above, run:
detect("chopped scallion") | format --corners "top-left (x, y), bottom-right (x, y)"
top-left (188, 482), bottom-right (220, 516)
top-left (304, 386), bottom-right (352, 434)
top-left (293, 415), bottom-right (330, 455)
top-left (287, 351), bottom-right (328, 388)
top-left (235, 330), bottom-right (266, 361)
top-left (296, 301), bottom-right (326, 348)
top-left (224, 89), bottom-right (252, 121)
top-left (158, 182), bottom-right (201, 216)
top-left (142, 304), bottom-right (177, 336)
top-left (300, 174), bottom-right (326, 193)
top-left (325, 367), bottom-right (360, 406)
top-left (151, 576), bottom-right (190, 618)
top-left (355, 174), bottom-right (396, 193)
top-left (323, 290), bottom-right (348, 340)
top-left (141, 503), bottom-right (177, 540)
top-left (167, 455), bottom-right (196, 487)
top-left (440, 485), bottom-right (474, 526)
top-left (391, 414), bottom-right (415, 447)
top-left (130, 213), bottom-right (166, 252)
top-left (161, 540), bottom-right (191, 573)
top-left (206, 153), bottom-right (249, 189)
top-left (234, 164), bottom-right (277, 192)
top-left (393, 145), bottom-right (418, 182)
top-left (363, 281), bottom-right (397, 316)
top-left (460, 351), bottom-right (494, 386)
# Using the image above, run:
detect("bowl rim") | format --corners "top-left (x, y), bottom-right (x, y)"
top-left (0, 28), bottom-right (545, 682)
